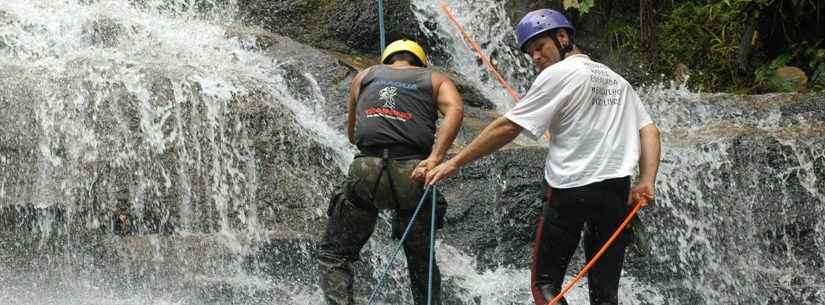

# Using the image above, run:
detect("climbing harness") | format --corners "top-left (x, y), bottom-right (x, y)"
top-left (346, 150), bottom-right (409, 241)
top-left (366, 185), bottom-right (440, 305)
top-left (545, 194), bottom-right (652, 305)
top-left (370, 3), bottom-right (647, 304)
top-left (371, 149), bottom-right (403, 211)
top-left (438, 1), bottom-right (521, 105)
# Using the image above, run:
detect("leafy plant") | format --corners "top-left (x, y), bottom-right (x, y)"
top-left (566, 0), bottom-right (823, 92)
top-left (656, 1), bottom-right (752, 91)
top-left (754, 52), bottom-right (796, 92)
top-left (605, 17), bottom-right (640, 59)
top-left (579, 0), bottom-right (595, 15)
top-left (564, 0), bottom-right (596, 16)
top-left (754, 40), bottom-right (825, 92)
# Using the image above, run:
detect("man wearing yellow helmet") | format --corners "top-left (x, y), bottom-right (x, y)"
top-left (318, 39), bottom-right (464, 305)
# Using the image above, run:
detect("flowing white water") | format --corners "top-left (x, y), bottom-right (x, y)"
top-left (1, 1), bottom-right (823, 305)
top-left (1, 0), bottom-right (351, 304)
top-left (411, 0), bottom-right (535, 113)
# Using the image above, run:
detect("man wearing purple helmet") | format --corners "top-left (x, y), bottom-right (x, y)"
top-left (425, 8), bottom-right (661, 305)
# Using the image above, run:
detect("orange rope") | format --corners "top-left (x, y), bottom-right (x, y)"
top-left (546, 195), bottom-right (652, 305)
top-left (437, 1), bottom-right (521, 105)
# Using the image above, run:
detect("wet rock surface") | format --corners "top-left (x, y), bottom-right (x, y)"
top-left (237, 0), bottom-right (423, 56)
top-left (1, 1), bottom-right (824, 303)
top-left (0, 58), bottom-right (344, 240)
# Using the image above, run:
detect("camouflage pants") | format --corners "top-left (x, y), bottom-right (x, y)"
top-left (318, 156), bottom-right (447, 305)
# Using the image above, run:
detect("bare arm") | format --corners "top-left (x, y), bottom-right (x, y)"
top-left (424, 116), bottom-right (523, 185)
top-left (429, 75), bottom-right (464, 162)
top-left (411, 73), bottom-right (464, 180)
top-left (630, 123), bottom-right (661, 203)
top-left (346, 68), bottom-right (370, 144)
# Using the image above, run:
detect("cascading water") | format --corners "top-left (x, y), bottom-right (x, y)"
top-left (638, 91), bottom-right (825, 304)
top-left (0, 0), bottom-right (352, 304)
top-left (410, 0), bottom-right (535, 113)
top-left (1, 0), bottom-right (823, 305)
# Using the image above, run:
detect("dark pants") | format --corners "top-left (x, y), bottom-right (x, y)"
top-left (318, 157), bottom-right (446, 305)
top-left (531, 176), bottom-right (632, 305)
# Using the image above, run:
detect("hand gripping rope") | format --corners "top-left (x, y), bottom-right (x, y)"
top-left (366, 185), bottom-right (439, 305)
top-left (375, 3), bottom-right (649, 304)
top-left (371, 3), bottom-right (436, 302)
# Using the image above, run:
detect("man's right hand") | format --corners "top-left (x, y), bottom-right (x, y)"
top-left (424, 159), bottom-right (459, 186)
top-left (629, 180), bottom-right (655, 206)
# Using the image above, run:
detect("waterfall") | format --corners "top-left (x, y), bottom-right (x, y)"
top-left (1, 0), bottom-right (352, 304)
top-left (640, 91), bottom-right (825, 304)
top-left (1, 0), bottom-right (823, 305)
top-left (410, 0), bottom-right (535, 113)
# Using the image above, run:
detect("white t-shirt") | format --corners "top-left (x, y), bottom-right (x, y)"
top-left (504, 54), bottom-right (653, 188)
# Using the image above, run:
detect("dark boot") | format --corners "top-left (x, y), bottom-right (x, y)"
top-left (319, 254), bottom-right (355, 305)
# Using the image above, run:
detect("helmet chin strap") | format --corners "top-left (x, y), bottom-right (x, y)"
top-left (550, 32), bottom-right (574, 60)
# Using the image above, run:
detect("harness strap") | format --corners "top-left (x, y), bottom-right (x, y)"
top-left (370, 163), bottom-right (386, 204)
top-left (381, 149), bottom-right (403, 210)
top-left (378, 149), bottom-right (406, 235)
top-left (367, 149), bottom-right (404, 211)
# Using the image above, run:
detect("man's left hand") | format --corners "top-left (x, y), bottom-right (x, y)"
top-left (411, 158), bottom-right (441, 182)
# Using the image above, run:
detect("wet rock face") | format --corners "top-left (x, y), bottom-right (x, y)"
top-left (0, 61), bottom-right (345, 243)
top-left (262, 33), bottom-right (357, 133)
top-left (237, 0), bottom-right (423, 55)
top-left (640, 133), bottom-right (824, 304)
top-left (628, 92), bottom-right (825, 304)
top-left (437, 146), bottom-right (548, 270)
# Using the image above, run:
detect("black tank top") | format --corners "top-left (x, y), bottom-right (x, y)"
top-left (354, 65), bottom-right (436, 158)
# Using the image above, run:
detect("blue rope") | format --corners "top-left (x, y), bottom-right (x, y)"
top-left (378, 0), bottom-right (386, 52)
top-left (427, 185), bottom-right (437, 305)
top-left (366, 185), bottom-right (433, 305)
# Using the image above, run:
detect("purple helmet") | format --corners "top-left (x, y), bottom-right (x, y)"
top-left (516, 9), bottom-right (575, 53)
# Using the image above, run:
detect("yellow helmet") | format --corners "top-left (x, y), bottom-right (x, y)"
top-left (381, 39), bottom-right (428, 66)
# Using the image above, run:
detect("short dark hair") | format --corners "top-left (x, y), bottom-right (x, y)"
top-left (386, 51), bottom-right (425, 67)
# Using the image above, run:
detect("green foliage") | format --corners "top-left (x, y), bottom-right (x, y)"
top-left (570, 0), bottom-right (822, 92)
top-left (579, 0), bottom-right (595, 15)
top-left (754, 41), bottom-right (825, 92)
top-left (657, 1), bottom-right (751, 91)
top-left (565, 0), bottom-right (596, 16)
top-left (803, 45), bottom-right (825, 91)
top-left (812, 55), bottom-right (825, 91)
top-left (754, 52), bottom-right (797, 92)
top-left (604, 17), bottom-right (640, 59)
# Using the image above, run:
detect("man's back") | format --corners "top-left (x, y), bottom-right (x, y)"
top-left (505, 54), bottom-right (653, 188)
top-left (354, 65), bottom-right (437, 157)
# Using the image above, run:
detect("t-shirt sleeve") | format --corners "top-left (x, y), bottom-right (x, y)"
top-left (504, 70), bottom-right (573, 138)
top-left (629, 89), bottom-right (653, 129)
